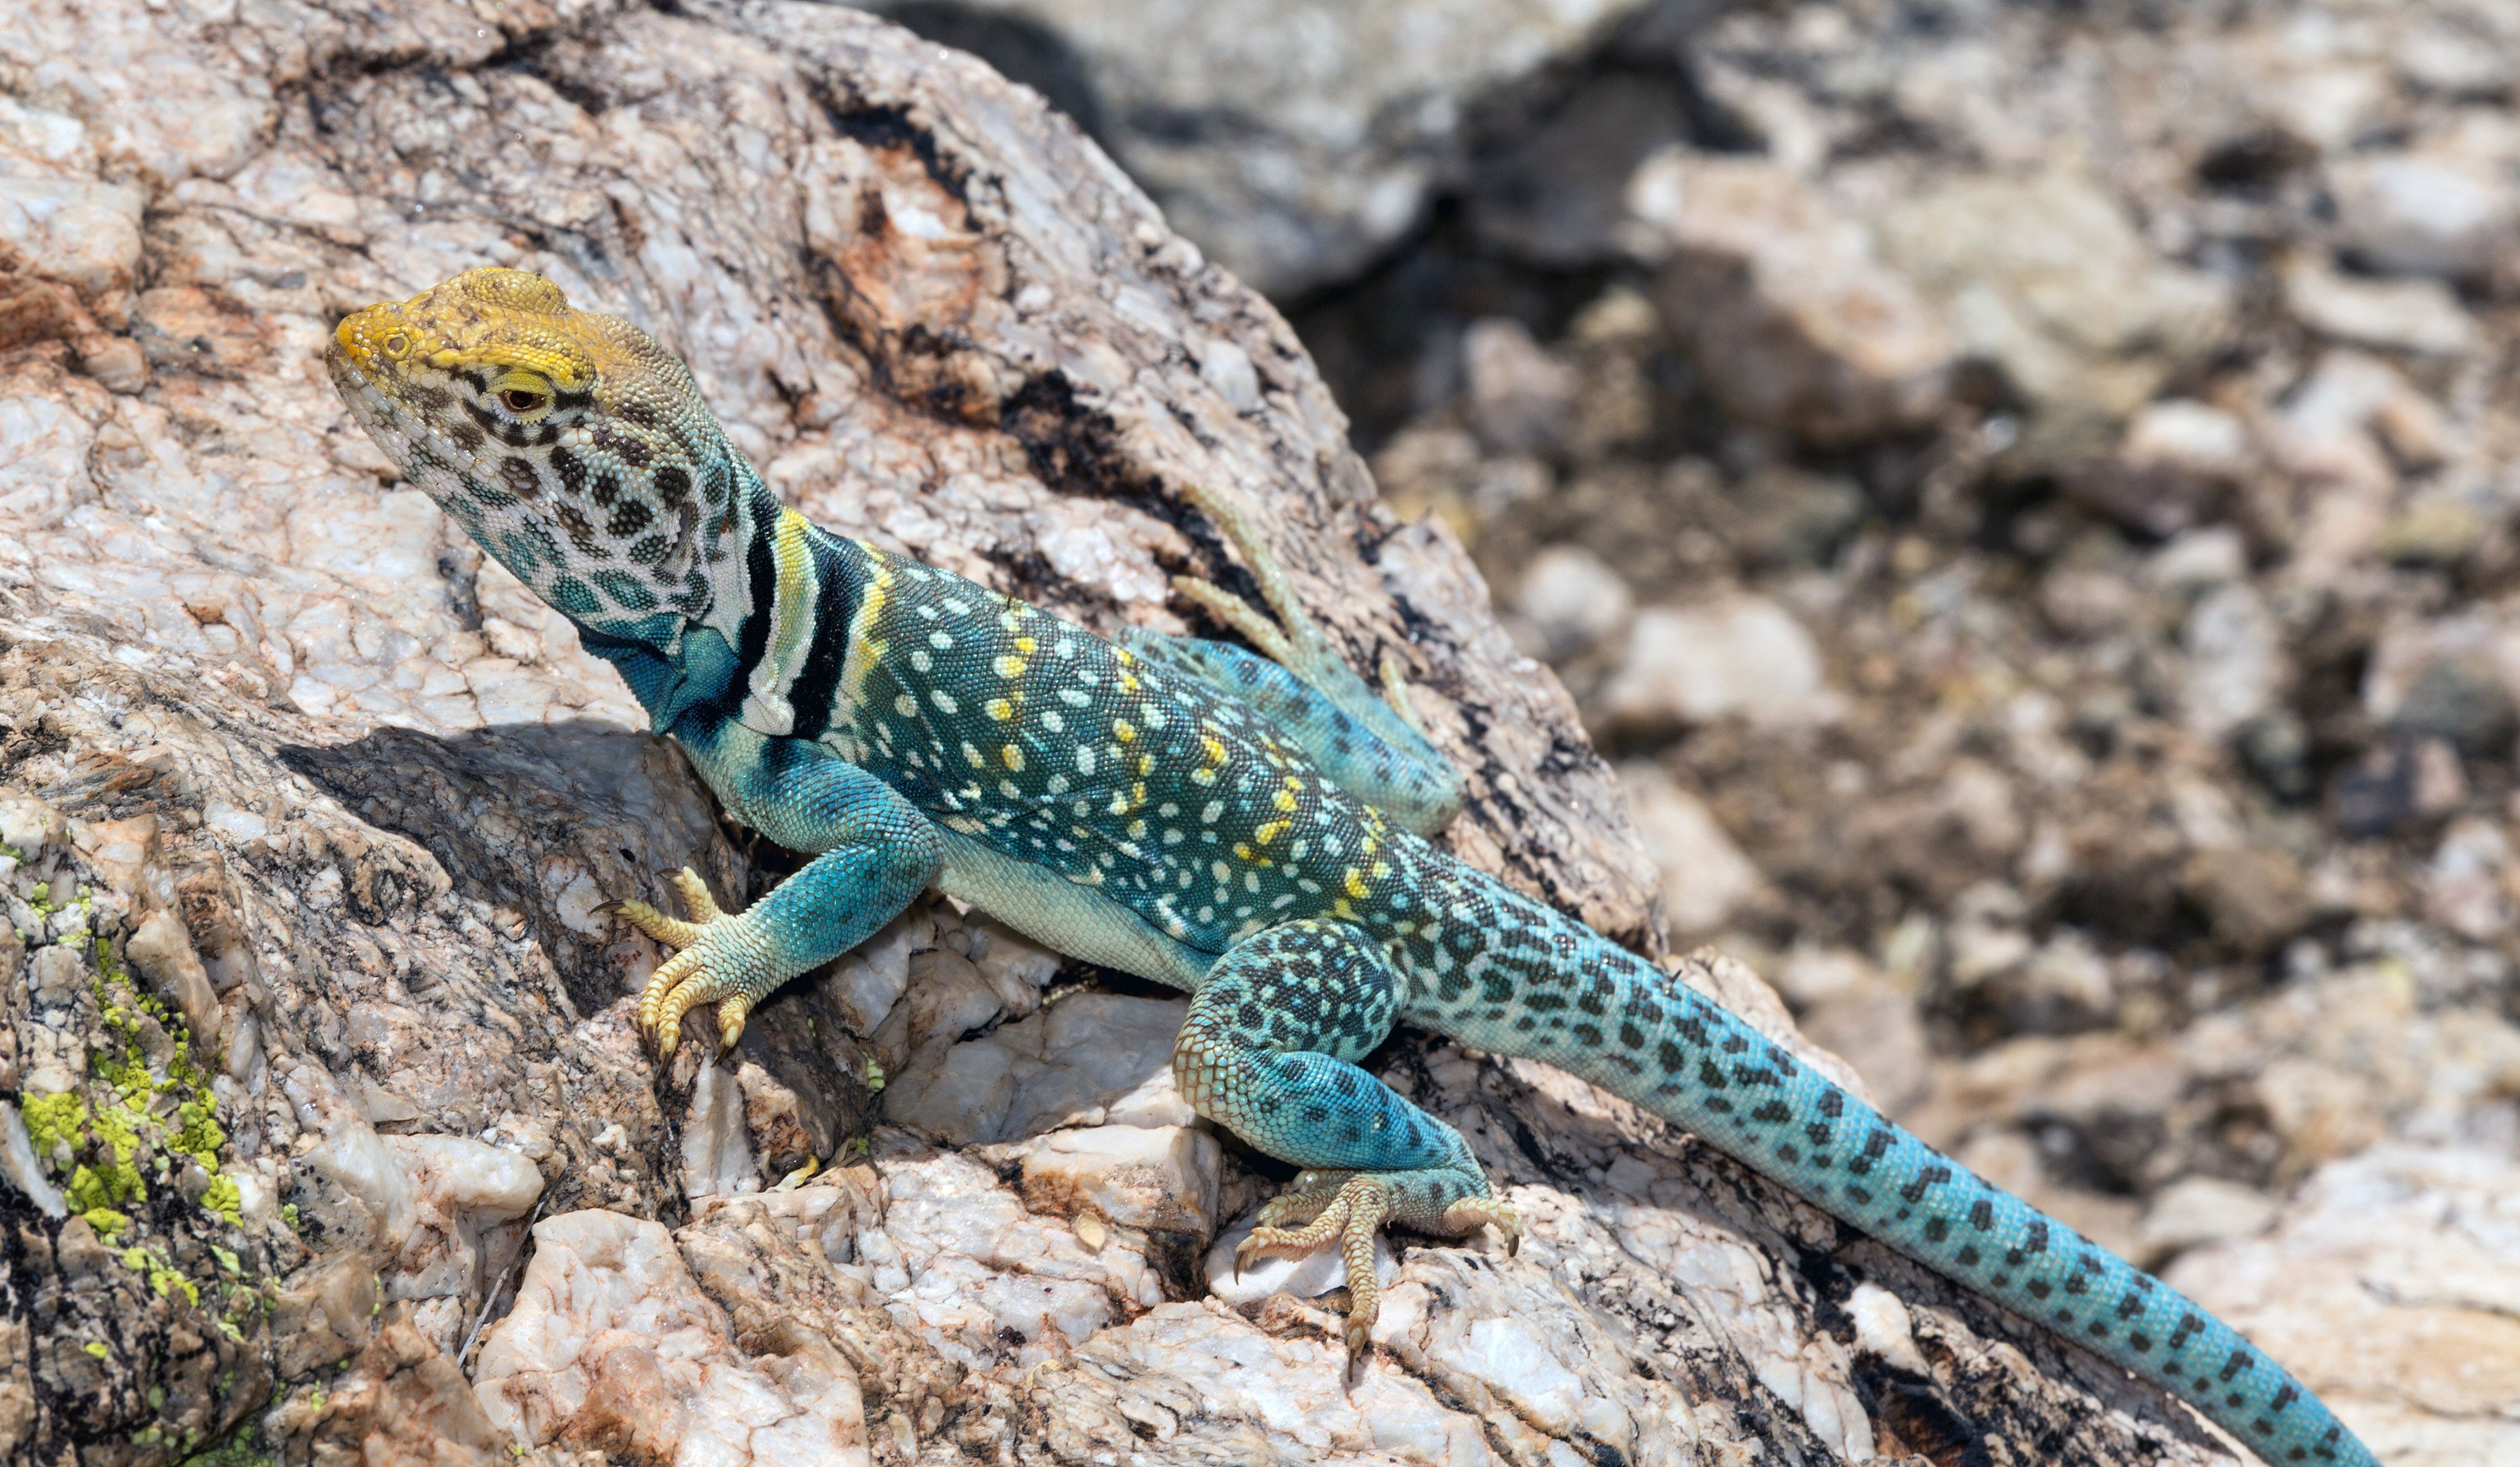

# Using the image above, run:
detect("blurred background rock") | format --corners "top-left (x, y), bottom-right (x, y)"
top-left (855, 0), bottom-right (2520, 1288)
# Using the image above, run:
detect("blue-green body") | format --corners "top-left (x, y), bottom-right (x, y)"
top-left (325, 269), bottom-right (2370, 1466)
top-left (601, 479), bottom-right (2364, 1467)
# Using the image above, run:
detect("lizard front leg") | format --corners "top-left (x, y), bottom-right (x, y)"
top-left (616, 716), bottom-right (940, 1055)
top-left (1172, 919), bottom-right (1516, 1352)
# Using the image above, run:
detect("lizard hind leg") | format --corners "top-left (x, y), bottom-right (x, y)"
top-left (1176, 919), bottom-right (1515, 1352)
top-left (1150, 480), bottom-right (1462, 833)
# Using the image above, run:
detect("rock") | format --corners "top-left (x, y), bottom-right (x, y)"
top-left (2181, 581), bottom-right (2286, 743)
top-left (13, 0), bottom-right (2507, 1460)
top-left (0, 179), bottom-right (144, 308)
top-left (1876, 167), bottom-right (2233, 465)
top-left (1600, 595), bottom-right (1842, 732)
top-left (2282, 256), bottom-right (2481, 357)
top-left (1771, 947), bottom-right (1931, 1112)
top-left (1511, 543), bottom-right (1632, 662)
top-left (2170, 1146), bottom-right (2520, 1464)
top-left (1004, 1123), bottom-right (1221, 1238)
top-left (1625, 150), bottom-right (1954, 442)
top-left (1616, 762), bottom-right (1768, 937)
top-left (473, 1209), bottom-right (873, 1465)
top-left (2181, 845), bottom-right (2311, 957)
top-left (1461, 316), bottom-right (1576, 454)
top-left (822, 908), bottom-right (925, 1034)
top-left (1205, 1211), bottom-right (1399, 1312)
top-left (384, 1134), bottom-right (545, 1344)
top-left (2038, 565), bottom-right (2145, 639)
top-left (2331, 739), bottom-right (2470, 841)
top-left (1469, 70), bottom-right (1692, 267)
top-left (2328, 148), bottom-right (2520, 282)
top-left (2147, 524), bottom-right (2252, 592)
top-left (1715, 467), bottom-right (1868, 570)
top-left (2393, 22), bottom-right (2518, 102)
top-left (283, 1322), bottom-right (509, 1467)
top-left (2377, 492), bottom-right (2490, 567)
top-left (2134, 1176), bottom-right (2276, 1269)
top-left (881, 992), bottom-right (1193, 1144)
top-left (2362, 613), bottom-right (2520, 756)
top-left (2073, 399), bottom-right (2257, 537)
top-left (867, 0), bottom-right (1659, 299)
top-left (2421, 817), bottom-right (2512, 943)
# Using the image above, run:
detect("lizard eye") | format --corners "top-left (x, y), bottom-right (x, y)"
top-left (490, 372), bottom-right (556, 421)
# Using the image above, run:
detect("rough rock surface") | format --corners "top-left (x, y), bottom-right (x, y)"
top-left (0, 2), bottom-right (2289, 1465)
top-left (851, 0), bottom-right (1664, 299)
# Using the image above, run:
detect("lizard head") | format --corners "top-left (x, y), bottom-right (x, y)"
top-left (327, 266), bottom-right (753, 647)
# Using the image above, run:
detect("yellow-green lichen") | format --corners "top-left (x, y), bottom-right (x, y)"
top-left (178, 1435), bottom-right (276, 1467)
top-left (20, 1092), bottom-right (86, 1159)
top-left (121, 1244), bottom-right (200, 1308)
top-left (83, 1340), bottom-right (108, 1360)
top-left (24, 931), bottom-right (248, 1311)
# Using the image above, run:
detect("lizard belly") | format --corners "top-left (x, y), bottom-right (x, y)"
top-left (934, 827), bottom-right (1215, 992)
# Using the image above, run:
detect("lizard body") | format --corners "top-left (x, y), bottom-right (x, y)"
top-left (329, 268), bottom-right (2374, 1467)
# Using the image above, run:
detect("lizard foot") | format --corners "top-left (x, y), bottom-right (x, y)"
top-left (1233, 1167), bottom-right (1519, 1354)
top-left (611, 867), bottom-right (770, 1056)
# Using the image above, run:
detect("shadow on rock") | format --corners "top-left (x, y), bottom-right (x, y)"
top-left (279, 720), bottom-right (740, 1016)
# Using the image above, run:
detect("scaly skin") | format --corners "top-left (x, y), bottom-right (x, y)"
top-left (329, 268), bottom-right (2374, 1466)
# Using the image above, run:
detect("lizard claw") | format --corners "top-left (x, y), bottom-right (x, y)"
top-left (619, 868), bottom-right (759, 1056)
top-left (1231, 1171), bottom-right (1521, 1357)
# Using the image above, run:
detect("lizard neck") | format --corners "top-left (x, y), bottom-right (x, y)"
top-left (575, 473), bottom-right (879, 741)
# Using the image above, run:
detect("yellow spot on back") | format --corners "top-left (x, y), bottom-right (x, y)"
top-left (986, 698), bottom-right (1014, 721)
top-left (1255, 820), bottom-right (1287, 844)
top-left (995, 655), bottom-right (1027, 678)
top-left (1113, 719), bottom-right (1137, 743)
top-left (1002, 744), bottom-right (1025, 771)
top-left (1344, 867), bottom-right (1370, 899)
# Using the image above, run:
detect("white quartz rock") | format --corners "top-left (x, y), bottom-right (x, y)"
top-left (1008, 1123), bottom-right (1221, 1237)
top-left (472, 1208), bottom-right (872, 1465)
top-left (882, 992), bottom-right (1192, 1144)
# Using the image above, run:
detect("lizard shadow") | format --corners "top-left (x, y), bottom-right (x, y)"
top-left (279, 719), bottom-right (737, 1014)
top-left (280, 719), bottom-right (880, 1169)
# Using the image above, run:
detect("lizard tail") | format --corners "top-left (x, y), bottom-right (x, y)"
top-left (1417, 869), bottom-right (2373, 1465)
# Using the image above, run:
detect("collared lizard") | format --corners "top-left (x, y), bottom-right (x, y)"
top-left (327, 267), bottom-right (2374, 1467)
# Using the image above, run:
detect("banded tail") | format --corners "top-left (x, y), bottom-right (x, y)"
top-left (1404, 862), bottom-right (2373, 1466)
